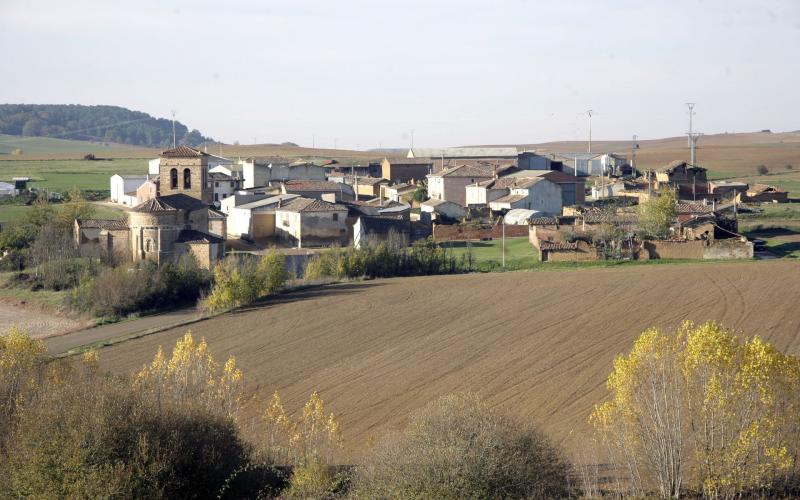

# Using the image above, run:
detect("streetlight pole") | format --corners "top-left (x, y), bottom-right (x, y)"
top-left (502, 215), bottom-right (506, 268)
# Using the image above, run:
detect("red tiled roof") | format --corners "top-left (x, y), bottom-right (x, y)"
top-left (160, 145), bottom-right (207, 158)
top-left (76, 218), bottom-right (128, 230)
top-left (284, 180), bottom-right (346, 192)
top-left (278, 197), bottom-right (345, 213)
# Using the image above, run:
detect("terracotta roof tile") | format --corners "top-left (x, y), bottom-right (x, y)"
top-left (160, 145), bottom-right (208, 158)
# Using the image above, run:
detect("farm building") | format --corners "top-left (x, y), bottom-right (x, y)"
top-left (0, 182), bottom-right (16, 197)
top-left (553, 153), bottom-right (603, 177)
top-left (517, 151), bottom-right (553, 170)
top-left (407, 147), bottom-right (518, 160)
top-left (708, 180), bottom-right (748, 198)
top-left (745, 184), bottom-right (789, 203)
top-left (380, 158), bottom-right (433, 184)
top-left (274, 197), bottom-right (349, 248)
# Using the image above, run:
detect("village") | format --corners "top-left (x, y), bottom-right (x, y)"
top-left (81, 142), bottom-right (791, 269)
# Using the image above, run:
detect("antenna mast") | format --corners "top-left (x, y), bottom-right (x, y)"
top-left (586, 110), bottom-right (593, 153)
top-left (686, 103), bottom-right (695, 147)
top-left (171, 110), bottom-right (177, 148)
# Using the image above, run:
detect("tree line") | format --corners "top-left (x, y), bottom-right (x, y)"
top-left (0, 104), bottom-right (211, 148)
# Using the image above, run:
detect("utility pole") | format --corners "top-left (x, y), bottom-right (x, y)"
top-left (688, 132), bottom-right (703, 166)
top-left (312, 133), bottom-right (316, 149)
top-left (171, 110), bottom-right (176, 148)
top-left (631, 134), bottom-right (638, 170)
top-left (410, 129), bottom-right (415, 150)
top-left (334, 138), bottom-right (337, 150)
top-left (686, 103), bottom-right (696, 148)
top-left (586, 110), bottom-right (593, 153)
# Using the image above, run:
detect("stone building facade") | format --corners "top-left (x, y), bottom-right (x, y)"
top-left (159, 145), bottom-right (213, 205)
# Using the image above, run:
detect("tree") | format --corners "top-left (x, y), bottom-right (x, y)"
top-left (591, 321), bottom-right (800, 499)
top-left (785, 164), bottom-right (793, 170)
top-left (55, 187), bottom-right (96, 230)
top-left (135, 331), bottom-right (243, 417)
top-left (354, 393), bottom-right (571, 499)
top-left (636, 189), bottom-right (678, 240)
top-left (757, 165), bottom-right (769, 175)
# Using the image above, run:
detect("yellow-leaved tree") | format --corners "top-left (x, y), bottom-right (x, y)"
top-left (262, 390), bottom-right (343, 466)
top-left (135, 331), bottom-right (243, 417)
top-left (0, 327), bottom-right (47, 438)
top-left (591, 321), bottom-right (800, 499)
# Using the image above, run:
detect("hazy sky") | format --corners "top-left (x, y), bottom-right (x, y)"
top-left (2, 0), bottom-right (799, 148)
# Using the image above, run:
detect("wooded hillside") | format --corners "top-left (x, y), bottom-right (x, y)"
top-left (0, 104), bottom-right (212, 148)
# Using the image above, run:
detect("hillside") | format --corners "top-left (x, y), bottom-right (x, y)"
top-left (0, 104), bottom-right (212, 148)
top-left (95, 260), bottom-right (800, 461)
top-left (518, 131), bottom-right (800, 177)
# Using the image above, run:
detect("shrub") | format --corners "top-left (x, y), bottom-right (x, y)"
top-left (353, 393), bottom-right (571, 499)
top-left (69, 256), bottom-right (211, 317)
top-left (786, 164), bottom-right (793, 170)
top-left (636, 188), bottom-right (677, 240)
top-left (203, 252), bottom-right (288, 312)
top-left (4, 368), bottom-right (247, 498)
top-left (304, 236), bottom-right (464, 281)
top-left (757, 164), bottom-right (769, 175)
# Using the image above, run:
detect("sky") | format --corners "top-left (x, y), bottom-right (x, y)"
top-left (1, 0), bottom-right (799, 148)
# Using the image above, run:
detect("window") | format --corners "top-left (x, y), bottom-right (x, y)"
top-left (215, 181), bottom-right (219, 187)
top-left (170, 168), bottom-right (178, 189)
top-left (214, 193), bottom-right (219, 202)
top-left (183, 168), bottom-right (191, 189)
top-left (229, 181), bottom-right (234, 188)
top-left (222, 193), bottom-right (227, 199)
top-left (332, 213), bottom-right (338, 221)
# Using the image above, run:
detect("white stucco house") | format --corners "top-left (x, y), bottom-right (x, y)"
top-left (110, 174), bottom-right (148, 206)
top-left (487, 176), bottom-right (562, 214)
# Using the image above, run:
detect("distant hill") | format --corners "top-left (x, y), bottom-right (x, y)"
top-left (0, 104), bottom-right (212, 148)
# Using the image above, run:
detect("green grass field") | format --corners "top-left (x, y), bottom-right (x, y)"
top-left (0, 159), bottom-right (147, 191)
top-left (0, 203), bottom-right (125, 225)
top-left (442, 237), bottom-right (540, 271)
top-left (0, 134), bottom-right (142, 156)
top-left (744, 229), bottom-right (800, 259)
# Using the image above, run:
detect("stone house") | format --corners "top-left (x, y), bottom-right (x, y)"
top-left (427, 164), bottom-right (495, 206)
top-left (708, 180), bottom-right (748, 199)
top-left (73, 218), bottom-right (131, 259)
top-left (502, 170), bottom-right (586, 206)
top-left (382, 183), bottom-right (417, 203)
top-left (274, 197), bottom-right (349, 248)
top-left (745, 184), bottom-right (789, 203)
top-left (381, 158), bottom-right (434, 184)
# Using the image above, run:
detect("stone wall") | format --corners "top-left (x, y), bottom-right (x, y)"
top-left (642, 240), bottom-right (706, 260)
top-left (542, 241), bottom-right (598, 262)
top-left (703, 238), bottom-right (753, 259)
top-left (159, 157), bottom-right (211, 204)
top-left (433, 223), bottom-right (528, 242)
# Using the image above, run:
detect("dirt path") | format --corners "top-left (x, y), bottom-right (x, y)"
top-left (45, 307), bottom-right (203, 354)
top-left (94, 261), bottom-right (800, 460)
top-left (0, 301), bottom-right (86, 338)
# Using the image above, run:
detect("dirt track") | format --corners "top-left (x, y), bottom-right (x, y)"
top-left (97, 261), bottom-right (800, 459)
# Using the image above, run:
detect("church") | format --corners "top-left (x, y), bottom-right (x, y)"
top-left (75, 146), bottom-right (226, 268)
